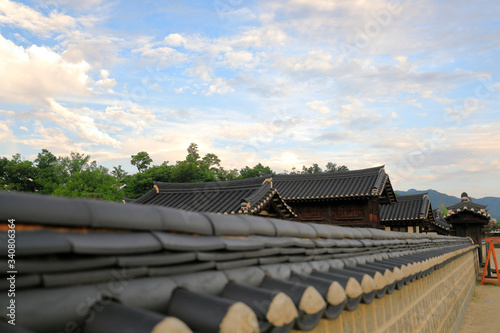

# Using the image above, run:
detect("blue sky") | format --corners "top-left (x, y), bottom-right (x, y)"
top-left (1, 0), bottom-right (499, 197)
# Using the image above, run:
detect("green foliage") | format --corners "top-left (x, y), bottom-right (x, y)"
top-left (111, 165), bottom-right (128, 182)
top-left (302, 163), bottom-right (322, 174)
top-left (130, 151), bottom-right (152, 173)
top-left (123, 163), bottom-right (173, 199)
top-left (186, 143), bottom-right (200, 163)
top-left (54, 161), bottom-right (124, 201)
top-left (0, 154), bottom-right (37, 192)
top-left (0, 145), bottom-right (350, 202)
top-left (1, 149), bottom-right (125, 201)
top-left (440, 203), bottom-right (448, 216)
top-left (485, 219), bottom-right (500, 233)
top-left (239, 163), bottom-right (274, 179)
top-left (283, 162), bottom-right (349, 174)
top-left (34, 149), bottom-right (63, 194)
top-left (325, 162), bottom-right (349, 172)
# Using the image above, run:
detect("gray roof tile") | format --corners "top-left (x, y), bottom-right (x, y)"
top-left (154, 206), bottom-right (214, 235)
top-left (149, 261), bottom-right (215, 277)
top-left (66, 232), bottom-right (162, 255)
top-left (222, 266), bottom-right (266, 287)
top-left (117, 252), bottom-right (196, 267)
top-left (130, 177), bottom-right (296, 218)
top-left (11, 256), bottom-right (116, 274)
top-left (152, 232), bottom-right (225, 251)
top-left (0, 192), bottom-right (477, 333)
top-left (6, 230), bottom-right (72, 256)
top-left (0, 191), bottom-right (91, 227)
top-left (42, 267), bottom-right (148, 287)
top-left (114, 276), bottom-right (177, 313)
top-left (202, 213), bottom-right (251, 235)
top-left (272, 166), bottom-right (397, 204)
top-left (220, 237), bottom-right (265, 251)
top-left (380, 193), bottom-right (433, 222)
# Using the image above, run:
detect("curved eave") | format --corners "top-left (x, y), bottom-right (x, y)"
top-left (377, 175), bottom-right (397, 205)
top-left (243, 189), bottom-right (297, 219)
top-left (445, 208), bottom-right (491, 222)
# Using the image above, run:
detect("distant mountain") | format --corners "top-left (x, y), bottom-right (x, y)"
top-left (395, 189), bottom-right (500, 221)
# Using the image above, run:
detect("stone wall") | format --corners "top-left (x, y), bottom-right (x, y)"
top-left (296, 248), bottom-right (478, 333)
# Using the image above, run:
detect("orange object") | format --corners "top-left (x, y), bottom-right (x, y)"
top-left (481, 238), bottom-right (500, 286)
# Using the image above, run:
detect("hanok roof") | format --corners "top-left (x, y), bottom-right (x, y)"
top-left (272, 166), bottom-right (397, 204)
top-left (128, 177), bottom-right (296, 218)
top-left (446, 192), bottom-right (491, 220)
top-left (0, 192), bottom-right (474, 333)
top-left (433, 209), bottom-right (452, 232)
top-left (380, 194), bottom-right (433, 223)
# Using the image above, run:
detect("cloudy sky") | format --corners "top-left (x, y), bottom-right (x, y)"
top-left (0, 0), bottom-right (499, 197)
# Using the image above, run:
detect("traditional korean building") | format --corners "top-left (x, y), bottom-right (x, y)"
top-left (378, 193), bottom-right (451, 235)
top-left (379, 194), bottom-right (434, 233)
top-left (272, 166), bottom-right (397, 229)
top-left (126, 177), bottom-right (297, 220)
top-left (431, 209), bottom-right (453, 235)
top-left (445, 192), bottom-right (490, 262)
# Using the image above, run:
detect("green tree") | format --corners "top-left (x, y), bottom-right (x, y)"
top-left (131, 151), bottom-right (153, 173)
top-left (186, 143), bottom-right (200, 163)
top-left (239, 163), bottom-right (273, 179)
top-left (440, 203), bottom-right (448, 216)
top-left (54, 161), bottom-right (124, 201)
top-left (60, 152), bottom-right (91, 176)
top-left (111, 165), bottom-right (128, 182)
top-left (301, 163), bottom-right (323, 174)
top-left (124, 163), bottom-right (173, 199)
top-left (34, 149), bottom-right (64, 194)
top-left (325, 162), bottom-right (349, 172)
top-left (0, 154), bottom-right (37, 192)
top-left (170, 161), bottom-right (201, 183)
top-left (168, 144), bottom-right (233, 183)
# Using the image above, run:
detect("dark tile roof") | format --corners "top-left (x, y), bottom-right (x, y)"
top-left (0, 192), bottom-right (475, 332)
top-left (272, 166), bottom-right (397, 204)
top-left (128, 177), bottom-right (297, 218)
top-left (380, 193), bottom-right (433, 223)
top-left (432, 209), bottom-right (452, 232)
top-left (446, 192), bottom-right (490, 220)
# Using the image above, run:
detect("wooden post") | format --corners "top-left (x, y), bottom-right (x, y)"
top-left (480, 238), bottom-right (500, 286)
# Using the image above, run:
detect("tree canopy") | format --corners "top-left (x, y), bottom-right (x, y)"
top-left (0, 144), bottom-right (349, 201)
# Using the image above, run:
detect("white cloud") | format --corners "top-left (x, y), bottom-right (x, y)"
top-left (132, 44), bottom-right (188, 68)
top-left (100, 105), bottom-right (156, 133)
top-left (306, 100), bottom-right (330, 114)
top-left (186, 64), bottom-right (214, 82)
top-left (95, 69), bottom-right (116, 93)
top-left (46, 98), bottom-right (119, 147)
top-left (0, 119), bottom-right (12, 141)
top-left (45, 0), bottom-right (106, 9)
top-left (20, 122), bottom-right (73, 151)
top-left (0, 0), bottom-right (76, 37)
top-left (61, 32), bottom-right (122, 69)
top-left (163, 33), bottom-right (186, 47)
top-left (221, 50), bottom-right (259, 69)
top-left (230, 26), bottom-right (287, 49)
top-left (206, 78), bottom-right (235, 95)
top-left (0, 34), bottom-right (92, 104)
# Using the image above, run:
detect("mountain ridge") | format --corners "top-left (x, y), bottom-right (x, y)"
top-left (395, 189), bottom-right (499, 221)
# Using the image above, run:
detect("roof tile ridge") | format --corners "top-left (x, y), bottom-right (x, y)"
top-left (372, 168), bottom-right (387, 195)
top-left (154, 177), bottom-right (266, 192)
top-left (274, 166), bottom-right (384, 180)
top-left (241, 182), bottom-right (273, 211)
